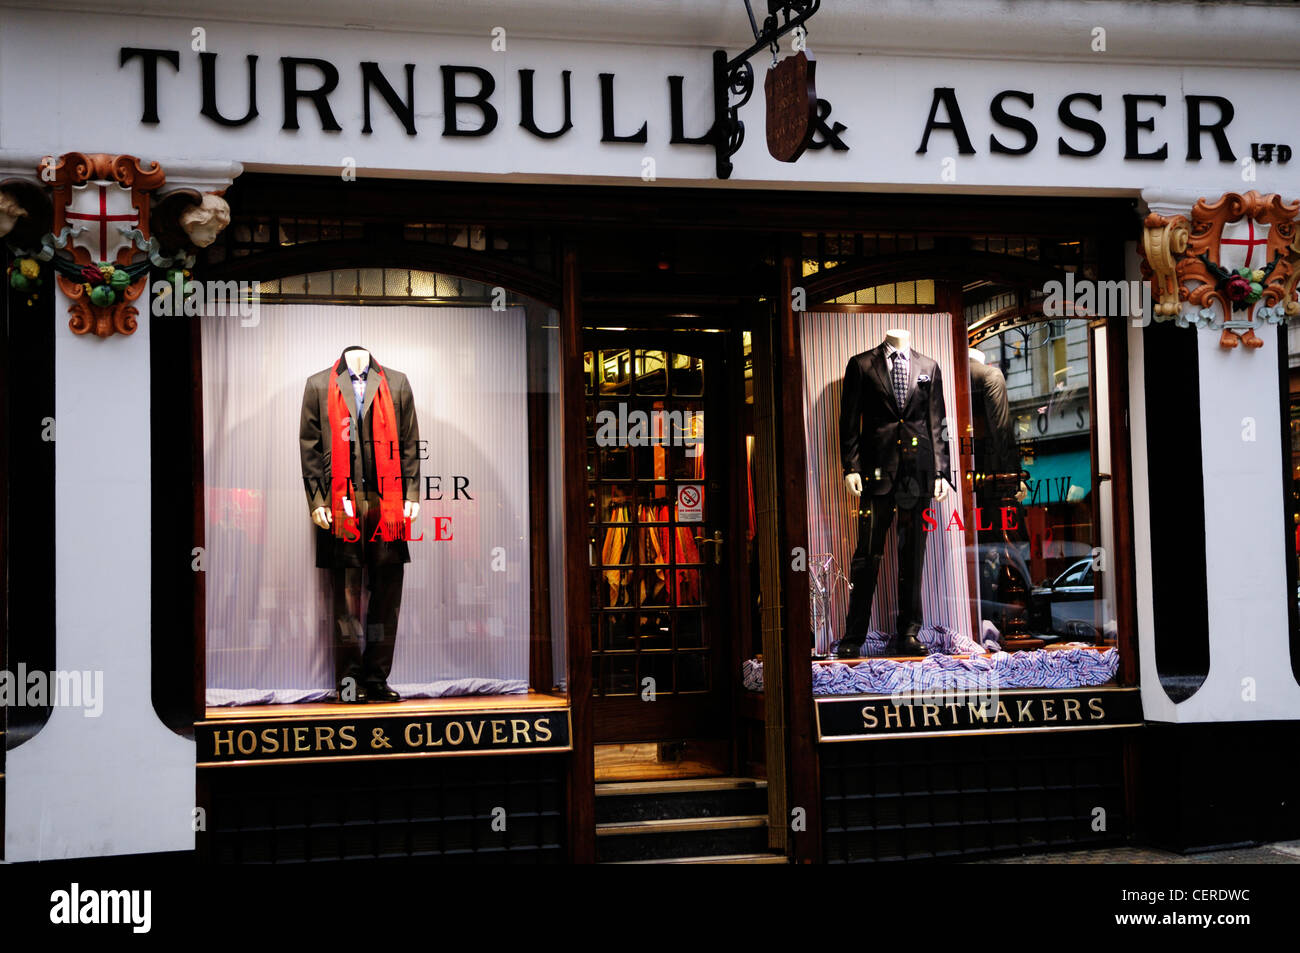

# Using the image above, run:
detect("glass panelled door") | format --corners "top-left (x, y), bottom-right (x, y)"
top-left (584, 335), bottom-right (730, 743)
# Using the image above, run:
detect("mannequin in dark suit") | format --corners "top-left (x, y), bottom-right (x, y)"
top-left (969, 350), bottom-right (1029, 637)
top-left (969, 352), bottom-right (1018, 496)
top-left (300, 347), bottom-right (421, 702)
top-left (836, 330), bottom-right (951, 658)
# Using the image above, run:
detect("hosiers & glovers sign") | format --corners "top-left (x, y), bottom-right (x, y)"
top-left (816, 687), bottom-right (1142, 741)
top-left (197, 707), bottom-right (572, 765)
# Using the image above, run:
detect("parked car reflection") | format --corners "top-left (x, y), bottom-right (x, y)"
top-left (1030, 557), bottom-right (1110, 640)
top-left (971, 548), bottom-right (1110, 644)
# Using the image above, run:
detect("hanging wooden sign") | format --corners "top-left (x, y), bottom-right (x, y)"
top-left (765, 51), bottom-right (817, 163)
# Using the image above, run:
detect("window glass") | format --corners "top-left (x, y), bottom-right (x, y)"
top-left (201, 278), bottom-right (566, 706)
top-left (799, 306), bottom-right (1120, 694)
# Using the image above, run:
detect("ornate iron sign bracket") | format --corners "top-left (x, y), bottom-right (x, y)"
top-left (713, 0), bottom-right (821, 179)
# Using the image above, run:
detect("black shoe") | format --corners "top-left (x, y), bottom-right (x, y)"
top-left (364, 680), bottom-right (401, 703)
top-left (832, 638), bottom-right (864, 660)
top-left (337, 677), bottom-right (368, 704)
top-left (894, 624), bottom-right (927, 658)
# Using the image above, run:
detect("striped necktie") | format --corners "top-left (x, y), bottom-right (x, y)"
top-left (891, 350), bottom-right (908, 410)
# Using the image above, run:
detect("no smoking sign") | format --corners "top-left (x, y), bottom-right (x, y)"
top-left (677, 484), bottom-right (704, 523)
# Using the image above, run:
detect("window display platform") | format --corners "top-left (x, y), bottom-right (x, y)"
top-left (742, 645), bottom-right (1119, 695)
top-left (196, 691), bottom-right (571, 767)
top-left (203, 690), bottom-right (567, 722)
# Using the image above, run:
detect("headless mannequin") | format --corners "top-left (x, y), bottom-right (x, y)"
top-left (344, 346), bottom-right (369, 376)
top-left (844, 330), bottom-right (948, 503)
top-left (310, 347), bottom-right (420, 530)
top-left (969, 346), bottom-right (1028, 504)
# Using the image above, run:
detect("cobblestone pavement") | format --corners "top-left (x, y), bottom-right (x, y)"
top-left (980, 841), bottom-right (1300, 863)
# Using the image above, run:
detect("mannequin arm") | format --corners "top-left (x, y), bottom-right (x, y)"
top-left (927, 364), bottom-right (952, 484)
top-left (398, 374), bottom-right (421, 524)
top-left (300, 376), bottom-right (332, 519)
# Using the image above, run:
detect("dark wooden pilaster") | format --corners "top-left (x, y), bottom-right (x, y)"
top-left (778, 236), bottom-right (821, 863)
top-left (560, 244), bottom-right (595, 863)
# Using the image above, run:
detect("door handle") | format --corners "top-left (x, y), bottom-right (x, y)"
top-left (693, 530), bottom-right (725, 565)
top-left (694, 532), bottom-right (711, 562)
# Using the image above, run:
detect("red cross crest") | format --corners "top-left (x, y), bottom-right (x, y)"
top-left (1217, 217), bottom-right (1271, 272)
top-left (65, 182), bottom-right (139, 265)
top-left (1141, 191), bottom-right (1300, 350)
top-left (1164, 191), bottom-right (1300, 350)
top-left (45, 153), bottom-right (167, 337)
top-left (48, 153), bottom-right (164, 269)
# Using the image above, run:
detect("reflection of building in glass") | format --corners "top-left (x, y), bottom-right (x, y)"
top-left (978, 318), bottom-right (1093, 585)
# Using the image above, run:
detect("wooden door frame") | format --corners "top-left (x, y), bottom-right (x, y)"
top-left (777, 237), bottom-right (821, 863)
top-left (561, 244), bottom-right (596, 863)
top-left (725, 323), bottom-right (758, 781)
top-left (582, 328), bottom-right (739, 746)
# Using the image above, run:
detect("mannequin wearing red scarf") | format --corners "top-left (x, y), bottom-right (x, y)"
top-left (300, 347), bottom-right (422, 703)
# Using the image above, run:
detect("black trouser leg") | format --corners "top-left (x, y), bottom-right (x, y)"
top-left (331, 567), bottom-right (365, 685)
top-left (361, 562), bottom-right (404, 682)
top-left (894, 499), bottom-right (929, 632)
top-left (844, 493), bottom-right (897, 641)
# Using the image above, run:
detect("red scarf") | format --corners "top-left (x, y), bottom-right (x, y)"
top-left (328, 362), bottom-right (406, 541)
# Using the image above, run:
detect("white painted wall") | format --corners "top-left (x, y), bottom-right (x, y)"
top-left (1136, 194), bottom-right (1300, 723)
top-left (0, 9), bottom-right (1296, 195)
top-left (1187, 328), bottom-right (1300, 721)
top-left (16, 0), bottom-right (1300, 63)
top-left (5, 287), bottom-right (195, 861)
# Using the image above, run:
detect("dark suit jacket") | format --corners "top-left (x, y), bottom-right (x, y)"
top-left (300, 353), bottom-right (421, 568)
top-left (839, 343), bottom-right (951, 496)
top-left (969, 359), bottom-right (1020, 487)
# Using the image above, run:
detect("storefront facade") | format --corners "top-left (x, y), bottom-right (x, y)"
top-left (2, 0), bottom-right (1299, 864)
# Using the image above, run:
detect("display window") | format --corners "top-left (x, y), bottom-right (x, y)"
top-left (792, 232), bottom-right (1126, 697)
top-left (198, 266), bottom-right (568, 707)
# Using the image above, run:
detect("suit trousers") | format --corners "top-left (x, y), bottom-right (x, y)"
top-left (844, 488), bottom-right (929, 643)
top-left (331, 563), bottom-right (404, 684)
